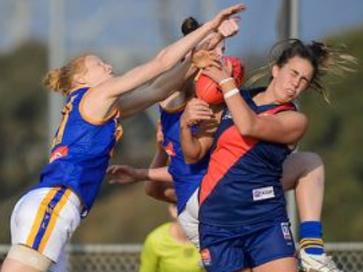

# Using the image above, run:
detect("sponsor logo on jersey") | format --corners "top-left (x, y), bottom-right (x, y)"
top-left (252, 186), bottom-right (275, 201)
top-left (200, 248), bottom-right (212, 266)
top-left (281, 222), bottom-right (292, 240)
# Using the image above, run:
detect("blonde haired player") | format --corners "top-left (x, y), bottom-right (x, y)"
top-left (0, 4), bottom-right (245, 272)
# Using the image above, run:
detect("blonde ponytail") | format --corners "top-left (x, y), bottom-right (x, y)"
top-left (43, 68), bottom-right (65, 94)
top-left (42, 54), bottom-right (88, 95)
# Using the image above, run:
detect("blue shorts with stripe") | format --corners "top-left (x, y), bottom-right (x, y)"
top-left (199, 220), bottom-right (296, 272)
top-left (10, 187), bottom-right (82, 262)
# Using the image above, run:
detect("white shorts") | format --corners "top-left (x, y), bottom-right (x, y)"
top-left (178, 188), bottom-right (200, 247)
top-left (10, 186), bottom-right (82, 262)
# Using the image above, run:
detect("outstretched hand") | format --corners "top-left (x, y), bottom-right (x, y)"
top-left (192, 50), bottom-right (221, 69)
top-left (218, 17), bottom-right (240, 38)
top-left (208, 3), bottom-right (246, 30)
top-left (200, 17), bottom-right (240, 51)
top-left (107, 165), bottom-right (142, 185)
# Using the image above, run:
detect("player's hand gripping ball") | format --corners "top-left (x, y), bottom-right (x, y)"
top-left (195, 56), bottom-right (244, 105)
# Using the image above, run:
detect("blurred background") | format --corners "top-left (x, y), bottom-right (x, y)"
top-left (0, 0), bottom-right (362, 270)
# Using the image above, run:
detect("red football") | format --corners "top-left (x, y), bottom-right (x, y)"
top-left (195, 56), bottom-right (245, 105)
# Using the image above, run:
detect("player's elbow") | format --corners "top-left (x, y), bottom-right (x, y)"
top-left (184, 156), bottom-right (198, 164)
top-left (144, 181), bottom-right (165, 201)
top-left (236, 123), bottom-right (256, 137)
top-left (144, 181), bottom-right (157, 197)
top-left (183, 143), bottom-right (207, 164)
top-left (184, 152), bottom-right (202, 164)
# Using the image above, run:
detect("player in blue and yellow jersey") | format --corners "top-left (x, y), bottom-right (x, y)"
top-left (107, 16), bottom-right (241, 246)
top-left (0, 5), bottom-right (246, 272)
top-left (180, 39), bottom-right (354, 272)
top-left (156, 16), bottom-right (242, 237)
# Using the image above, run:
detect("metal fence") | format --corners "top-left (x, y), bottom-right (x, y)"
top-left (1, 243), bottom-right (363, 272)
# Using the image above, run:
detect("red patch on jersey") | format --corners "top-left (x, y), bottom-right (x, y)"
top-left (49, 146), bottom-right (69, 163)
top-left (199, 126), bottom-right (257, 205)
top-left (164, 142), bottom-right (176, 157)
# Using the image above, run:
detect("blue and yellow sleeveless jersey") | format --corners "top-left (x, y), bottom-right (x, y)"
top-left (159, 105), bottom-right (209, 214)
top-left (199, 88), bottom-right (297, 226)
top-left (33, 87), bottom-right (122, 214)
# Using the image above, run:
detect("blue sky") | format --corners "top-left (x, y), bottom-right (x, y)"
top-left (0, 0), bottom-right (362, 64)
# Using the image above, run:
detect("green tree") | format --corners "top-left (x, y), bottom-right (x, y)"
top-left (0, 41), bottom-right (48, 242)
top-left (300, 27), bottom-right (363, 241)
top-left (0, 41), bottom-right (48, 196)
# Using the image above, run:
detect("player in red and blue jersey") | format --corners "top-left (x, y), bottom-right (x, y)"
top-left (198, 88), bottom-right (298, 272)
top-left (180, 39), bottom-right (353, 272)
top-left (0, 5), bottom-right (245, 272)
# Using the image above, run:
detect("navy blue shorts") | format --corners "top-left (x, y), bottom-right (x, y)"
top-left (199, 220), bottom-right (296, 272)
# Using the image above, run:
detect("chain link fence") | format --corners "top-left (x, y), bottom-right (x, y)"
top-left (66, 245), bottom-right (141, 272)
top-left (1, 243), bottom-right (363, 272)
top-left (325, 243), bottom-right (363, 272)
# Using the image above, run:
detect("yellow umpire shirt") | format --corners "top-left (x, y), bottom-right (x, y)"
top-left (139, 223), bottom-right (204, 272)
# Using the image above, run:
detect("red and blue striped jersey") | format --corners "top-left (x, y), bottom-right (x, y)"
top-left (199, 88), bottom-right (296, 226)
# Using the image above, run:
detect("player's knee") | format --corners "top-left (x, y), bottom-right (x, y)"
top-left (299, 152), bottom-right (325, 187)
top-left (300, 152), bottom-right (324, 173)
top-left (5, 244), bottom-right (52, 272)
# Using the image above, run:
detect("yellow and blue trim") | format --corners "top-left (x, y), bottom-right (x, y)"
top-left (25, 187), bottom-right (72, 253)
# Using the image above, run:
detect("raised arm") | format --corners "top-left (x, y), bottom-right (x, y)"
top-left (83, 4), bottom-right (245, 120)
top-left (115, 56), bottom-right (194, 118)
top-left (202, 64), bottom-right (308, 144)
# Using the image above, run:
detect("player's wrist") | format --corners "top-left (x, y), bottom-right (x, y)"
top-left (135, 169), bottom-right (148, 181)
top-left (223, 88), bottom-right (239, 99)
top-left (180, 117), bottom-right (192, 129)
top-left (203, 21), bottom-right (215, 32)
top-left (219, 79), bottom-right (237, 92)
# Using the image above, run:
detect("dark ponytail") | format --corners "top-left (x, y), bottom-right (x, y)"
top-left (247, 39), bottom-right (357, 103)
top-left (181, 17), bottom-right (200, 36)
